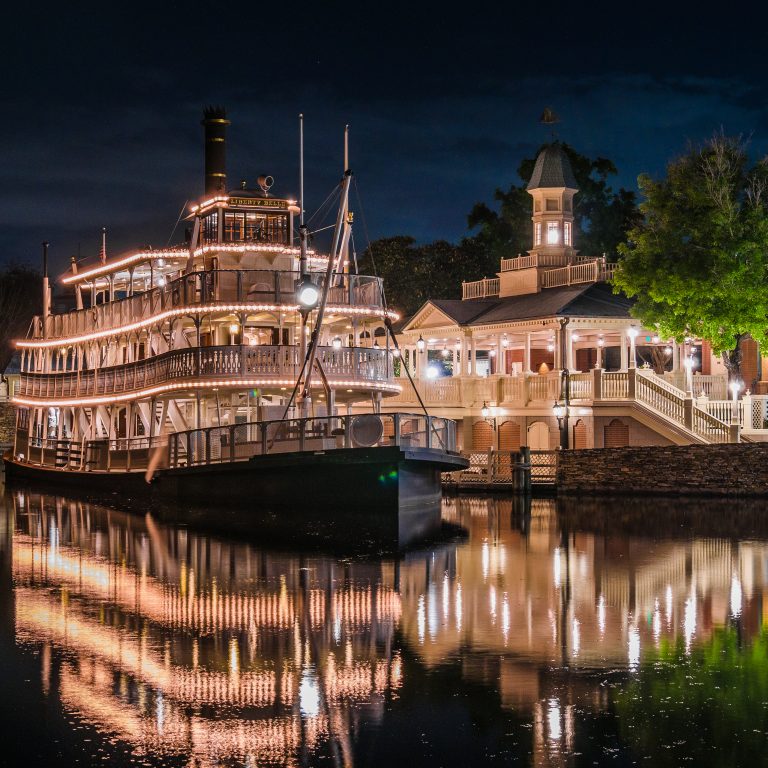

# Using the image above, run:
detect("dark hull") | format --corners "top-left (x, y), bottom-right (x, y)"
top-left (3, 447), bottom-right (468, 550)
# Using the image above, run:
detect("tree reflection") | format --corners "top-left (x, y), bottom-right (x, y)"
top-left (616, 627), bottom-right (768, 767)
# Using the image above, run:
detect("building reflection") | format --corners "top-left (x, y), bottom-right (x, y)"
top-left (4, 488), bottom-right (768, 766)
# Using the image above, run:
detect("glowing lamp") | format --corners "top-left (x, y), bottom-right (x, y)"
top-left (417, 335), bottom-right (426, 352)
top-left (547, 343), bottom-right (555, 353)
top-left (157, 276), bottom-right (166, 287)
top-left (426, 365), bottom-right (439, 379)
top-left (652, 335), bottom-right (660, 343)
top-left (664, 346), bottom-right (672, 355)
top-left (571, 333), bottom-right (580, 341)
top-left (441, 345), bottom-right (449, 357)
top-left (627, 327), bottom-right (639, 340)
top-left (332, 336), bottom-right (342, 350)
top-left (501, 335), bottom-right (509, 348)
top-left (373, 340), bottom-right (380, 349)
top-left (597, 337), bottom-right (605, 347)
top-left (489, 349), bottom-right (496, 357)
top-left (392, 347), bottom-right (401, 357)
top-left (296, 276), bottom-right (320, 309)
top-left (229, 323), bottom-right (239, 334)
top-left (553, 402), bottom-right (567, 420)
top-left (480, 401), bottom-right (490, 419)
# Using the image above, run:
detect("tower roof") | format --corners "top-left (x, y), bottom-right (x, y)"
top-left (526, 143), bottom-right (578, 190)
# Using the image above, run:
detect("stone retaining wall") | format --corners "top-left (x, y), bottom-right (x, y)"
top-left (0, 403), bottom-right (15, 446)
top-left (557, 442), bottom-right (768, 496)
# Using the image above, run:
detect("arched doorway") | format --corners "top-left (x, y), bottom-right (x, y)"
top-left (472, 420), bottom-right (493, 451)
top-left (604, 419), bottom-right (629, 448)
top-left (527, 421), bottom-right (550, 450)
top-left (499, 420), bottom-right (521, 451)
top-left (573, 419), bottom-right (587, 449)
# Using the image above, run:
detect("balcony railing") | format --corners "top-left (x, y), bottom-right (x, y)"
top-left (18, 345), bottom-right (391, 400)
top-left (540, 260), bottom-right (617, 289)
top-left (461, 277), bottom-right (500, 300)
top-left (30, 270), bottom-right (385, 341)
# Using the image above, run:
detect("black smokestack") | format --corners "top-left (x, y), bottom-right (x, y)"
top-left (201, 106), bottom-right (230, 194)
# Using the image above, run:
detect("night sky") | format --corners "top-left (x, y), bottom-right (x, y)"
top-left (4, 2), bottom-right (767, 275)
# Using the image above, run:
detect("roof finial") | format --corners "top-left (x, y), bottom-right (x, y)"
top-left (539, 107), bottom-right (560, 125)
top-left (99, 227), bottom-right (107, 264)
top-left (539, 107), bottom-right (560, 141)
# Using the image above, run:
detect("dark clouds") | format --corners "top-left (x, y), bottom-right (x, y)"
top-left (3, 2), bottom-right (768, 273)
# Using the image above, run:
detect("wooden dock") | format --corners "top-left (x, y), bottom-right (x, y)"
top-left (442, 448), bottom-right (556, 493)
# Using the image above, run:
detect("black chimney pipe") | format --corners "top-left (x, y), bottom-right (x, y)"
top-left (201, 106), bottom-right (230, 194)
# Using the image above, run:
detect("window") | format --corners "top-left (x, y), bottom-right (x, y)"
top-left (202, 213), bottom-right (218, 243)
top-left (564, 221), bottom-right (572, 246)
top-left (534, 222), bottom-right (542, 245)
top-left (224, 212), bottom-right (245, 241)
top-left (547, 221), bottom-right (559, 244)
top-left (545, 198), bottom-right (559, 211)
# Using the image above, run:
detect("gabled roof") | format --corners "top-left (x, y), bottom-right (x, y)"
top-left (527, 143), bottom-right (578, 190)
top-left (403, 283), bottom-right (633, 331)
top-left (401, 298), bottom-right (498, 332)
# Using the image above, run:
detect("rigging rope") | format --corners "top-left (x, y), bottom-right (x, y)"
top-left (352, 178), bottom-right (446, 450)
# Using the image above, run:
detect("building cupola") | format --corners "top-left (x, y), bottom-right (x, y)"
top-left (526, 143), bottom-right (578, 264)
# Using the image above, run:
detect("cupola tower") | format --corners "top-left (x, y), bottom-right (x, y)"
top-left (526, 143), bottom-right (578, 265)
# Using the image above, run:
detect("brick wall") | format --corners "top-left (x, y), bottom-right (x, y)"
top-left (557, 442), bottom-right (768, 496)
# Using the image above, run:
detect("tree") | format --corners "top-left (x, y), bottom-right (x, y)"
top-left (613, 134), bottom-right (768, 380)
top-left (0, 264), bottom-right (41, 373)
top-left (467, 143), bottom-right (639, 261)
top-left (358, 236), bottom-right (492, 318)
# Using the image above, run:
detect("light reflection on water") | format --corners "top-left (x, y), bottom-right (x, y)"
top-left (3, 488), bottom-right (768, 766)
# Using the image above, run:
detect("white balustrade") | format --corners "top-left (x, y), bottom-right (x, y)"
top-left (601, 371), bottom-right (629, 399)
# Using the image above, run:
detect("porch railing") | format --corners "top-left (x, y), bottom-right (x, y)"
top-left (461, 277), bottom-right (500, 300)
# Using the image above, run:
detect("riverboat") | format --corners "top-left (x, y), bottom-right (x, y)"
top-left (3, 108), bottom-right (466, 545)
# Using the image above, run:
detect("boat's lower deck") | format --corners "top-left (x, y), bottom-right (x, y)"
top-left (4, 444), bottom-right (468, 549)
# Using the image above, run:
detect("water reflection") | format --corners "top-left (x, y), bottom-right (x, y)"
top-left (4, 488), bottom-right (768, 766)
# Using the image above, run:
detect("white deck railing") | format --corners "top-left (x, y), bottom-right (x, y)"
top-left (540, 260), bottom-right (617, 289)
top-left (19, 345), bottom-right (391, 399)
top-left (28, 270), bottom-right (385, 342)
top-left (461, 277), bottom-right (500, 300)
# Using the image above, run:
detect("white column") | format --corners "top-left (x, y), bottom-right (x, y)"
top-left (524, 333), bottom-right (531, 373)
top-left (496, 334), bottom-right (504, 375)
top-left (672, 340), bottom-right (680, 373)
top-left (469, 336), bottom-right (477, 377)
top-left (596, 340), bottom-right (603, 369)
top-left (620, 330), bottom-right (628, 371)
top-left (458, 337), bottom-right (467, 378)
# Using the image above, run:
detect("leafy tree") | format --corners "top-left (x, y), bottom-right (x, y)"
top-left (358, 236), bottom-right (493, 318)
top-left (468, 143), bottom-right (640, 261)
top-left (613, 135), bottom-right (768, 379)
top-left (0, 264), bottom-right (41, 373)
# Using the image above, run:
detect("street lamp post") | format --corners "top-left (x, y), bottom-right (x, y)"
top-left (553, 368), bottom-right (571, 449)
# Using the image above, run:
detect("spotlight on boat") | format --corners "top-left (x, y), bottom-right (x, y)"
top-left (296, 276), bottom-right (320, 309)
top-left (332, 336), bottom-right (342, 350)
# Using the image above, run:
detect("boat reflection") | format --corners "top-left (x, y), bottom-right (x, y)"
top-left (4, 489), bottom-right (768, 766)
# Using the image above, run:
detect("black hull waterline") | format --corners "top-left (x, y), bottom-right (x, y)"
top-left (3, 446), bottom-right (468, 550)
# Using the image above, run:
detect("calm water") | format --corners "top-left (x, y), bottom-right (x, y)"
top-left (2, 486), bottom-right (768, 767)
